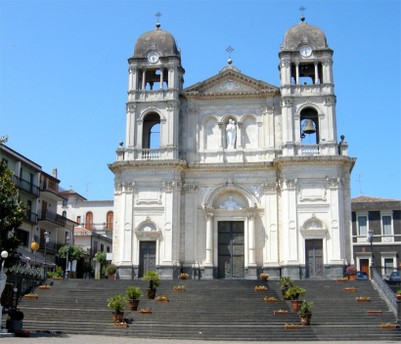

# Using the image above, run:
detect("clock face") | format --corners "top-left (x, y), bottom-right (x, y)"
top-left (147, 52), bottom-right (159, 63)
top-left (299, 45), bottom-right (312, 57)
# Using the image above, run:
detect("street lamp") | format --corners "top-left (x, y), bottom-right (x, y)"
top-left (43, 231), bottom-right (49, 280)
top-left (368, 228), bottom-right (374, 268)
top-left (65, 235), bottom-right (70, 279)
top-left (0, 251), bottom-right (9, 333)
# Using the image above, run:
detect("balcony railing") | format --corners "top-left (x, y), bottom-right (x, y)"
top-left (12, 175), bottom-right (39, 196)
top-left (38, 209), bottom-right (67, 226)
top-left (40, 178), bottom-right (59, 193)
top-left (25, 211), bottom-right (38, 224)
top-left (299, 145), bottom-right (320, 155)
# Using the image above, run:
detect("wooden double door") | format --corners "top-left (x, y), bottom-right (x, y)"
top-left (138, 241), bottom-right (156, 278)
top-left (305, 239), bottom-right (324, 278)
top-left (218, 221), bottom-right (244, 279)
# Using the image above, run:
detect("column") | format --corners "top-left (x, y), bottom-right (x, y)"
top-left (142, 69), bottom-right (146, 90)
top-left (295, 62), bottom-right (300, 85)
top-left (205, 212), bottom-right (213, 266)
top-left (314, 62), bottom-right (319, 84)
top-left (160, 67), bottom-right (164, 89)
top-left (248, 212), bottom-right (256, 266)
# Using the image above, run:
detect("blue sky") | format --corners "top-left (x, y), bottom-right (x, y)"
top-left (1, 0), bottom-right (400, 201)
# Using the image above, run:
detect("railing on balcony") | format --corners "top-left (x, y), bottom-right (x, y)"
top-left (40, 177), bottom-right (59, 193)
top-left (79, 222), bottom-right (113, 231)
top-left (141, 149), bottom-right (161, 160)
top-left (38, 209), bottom-right (67, 226)
top-left (300, 145), bottom-right (320, 155)
top-left (39, 238), bottom-right (62, 254)
top-left (12, 175), bottom-right (39, 196)
top-left (26, 211), bottom-right (38, 224)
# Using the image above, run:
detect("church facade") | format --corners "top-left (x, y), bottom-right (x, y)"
top-left (108, 17), bottom-right (356, 280)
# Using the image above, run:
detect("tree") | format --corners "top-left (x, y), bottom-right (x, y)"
top-left (58, 244), bottom-right (84, 261)
top-left (0, 161), bottom-right (27, 265)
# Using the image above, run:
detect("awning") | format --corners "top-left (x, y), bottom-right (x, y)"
top-left (17, 247), bottom-right (56, 268)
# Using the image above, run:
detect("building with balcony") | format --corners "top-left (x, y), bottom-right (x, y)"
top-left (0, 144), bottom-right (75, 268)
top-left (58, 190), bottom-right (113, 262)
top-left (108, 17), bottom-right (356, 280)
top-left (352, 196), bottom-right (401, 278)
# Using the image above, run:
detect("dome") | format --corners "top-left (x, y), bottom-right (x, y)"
top-left (282, 18), bottom-right (328, 50)
top-left (133, 23), bottom-right (179, 58)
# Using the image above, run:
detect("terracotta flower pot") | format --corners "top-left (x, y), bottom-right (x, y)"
top-left (128, 299), bottom-right (140, 311)
top-left (112, 311), bottom-right (124, 323)
top-left (290, 300), bottom-right (302, 312)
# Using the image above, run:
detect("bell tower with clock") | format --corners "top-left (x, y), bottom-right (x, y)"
top-left (279, 15), bottom-right (337, 157)
top-left (124, 20), bottom-right (185, 160)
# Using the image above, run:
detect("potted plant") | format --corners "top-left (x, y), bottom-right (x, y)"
top-left (179, 273), bottom-right (189, 280)
top-left (346, 265), bottom-right (357, 280)
top-left (284, 285), bottom-right (305, 312)
top-left (47, 265), bottom-right (63, 280)
top-left (107, 294), bottom-right (127, 322)
top-left (142, 271), bottom-right (160, 299)
top-left (105, 264), bottom-right (117, 280)
top-left (254, 285), bottom-right (268, 292)
top-left (264, 296), bottom-right (278, 302)
top-left (259, 273), bottom-right (269, 281)
top-left (299, 300), bottom-right (313, 325)
top-left (125, 286), bottom-right (142, 311)
top-left (173, 285), bottom-right (185, 291)
top-left (6, 309), bottom-right (24, 333)
top-left (395, 290), bottom-right (401, 300)
top-left (279, 276), bottom-right (294, 298)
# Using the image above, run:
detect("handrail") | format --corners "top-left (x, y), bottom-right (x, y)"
top-left (370, 267), bottom-right (398, 316)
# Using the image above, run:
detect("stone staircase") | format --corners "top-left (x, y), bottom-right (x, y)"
top-left (10, 278), bottom-right (401, 341)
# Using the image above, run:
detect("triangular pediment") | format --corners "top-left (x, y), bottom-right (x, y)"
top-left (184, 64), bottom-right (279, 99)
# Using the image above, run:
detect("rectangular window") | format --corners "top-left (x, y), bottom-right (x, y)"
top-left (357, 216), bottom-right (367, 236)
top-left (382, 215), bottom-right (392, 235)
top-left (76, 216), bottom-right (81, 225)
top-left (384, 258), bottom-right (394, 276)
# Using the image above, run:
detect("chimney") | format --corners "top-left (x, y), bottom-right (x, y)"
top-left (52, 168), bottom-right (58, 178)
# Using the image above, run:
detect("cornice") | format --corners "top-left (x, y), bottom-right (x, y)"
top-left (184, 91), bottom-right (278, 100)
top-left (274, 156), bottom-right (356, 169)
top-left (187, 161), bottom-right (274, 172)
top-left (108, 159), bottom-right (187, 173)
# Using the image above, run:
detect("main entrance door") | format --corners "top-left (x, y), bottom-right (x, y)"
top-left (305, 239), bottom-right (323, 278)
top-left (359, 258), bottom-right (370, 278)
top-left (218, 221), bottom-right (244, 279)
top-left (138, 241), bottom-right (156, 278)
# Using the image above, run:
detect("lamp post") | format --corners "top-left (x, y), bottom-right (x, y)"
top-left (65, 235), bottom-right (70, 279)
top-left (43, 231), bottom-right (49, 281)
top-left (368, 229), bottom-right (374, 268)
top-left (0, 250), bottom-right (9, 333)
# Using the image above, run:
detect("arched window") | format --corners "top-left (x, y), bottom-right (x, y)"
top-left (85, 211), bottom-right (93, 230)
top-left (150, 123), bottom-right (160, 148)
top-left (142, 113), bottom-right (160, 149)
top-left (106, 211), bottom-right (113, 229)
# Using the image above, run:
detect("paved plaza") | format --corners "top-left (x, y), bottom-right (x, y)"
top-left (1, 333), bottom-right (399, 344)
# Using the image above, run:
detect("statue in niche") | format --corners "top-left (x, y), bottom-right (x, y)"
top-left (226, 119), bottom-right (237, 149)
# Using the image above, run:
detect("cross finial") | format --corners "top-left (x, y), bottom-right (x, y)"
top-left (155, 11), bottom-right (162, 28)
top-left (226, 46), bottom-right (234, 65)
top-left (226, 46), bottom-right (234, 58)
top-left (299, 6), bottom-right (306, 22)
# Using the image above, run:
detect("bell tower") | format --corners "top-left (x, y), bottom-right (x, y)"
top-left (123, 20), bottom-right (184, 161)
top-left (279, 15), bottom-right (338, 157)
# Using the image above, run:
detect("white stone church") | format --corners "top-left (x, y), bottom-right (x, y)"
top-left (108, 16), bottom-right (356, 280)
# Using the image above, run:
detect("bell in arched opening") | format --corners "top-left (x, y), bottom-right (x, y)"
top-left (303, 119), bottom-right (316, 134)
